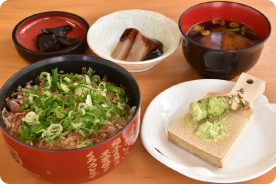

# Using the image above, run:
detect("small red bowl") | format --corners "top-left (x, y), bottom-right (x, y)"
top-left (0, 55), bottom-right (141, 183)
top-left (12, 11), bottom-right (89, 62)
top-left (179, 1), bottom-right (271, 79)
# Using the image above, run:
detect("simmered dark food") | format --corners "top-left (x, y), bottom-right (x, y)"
top-left (187, 20), bottom-right (260, 50)
top-left (42, 25), bottom-right (72, 37)
top-left (111, 28), bottom-right (139, 60)
top-left (126, 33), bottom-right (163, 61)
top-left (57, 36), bottom-right (79, 46)
top-left (111, 28), bottom-right (163, 61)
top-left (36, 25), bottom-right (78, 52)
top-left (1, 67), bottom-right (135, 150)
top-left (37, 34), bottom-right (59, 52)
top-left (142, 41), bottom-right (163, 61)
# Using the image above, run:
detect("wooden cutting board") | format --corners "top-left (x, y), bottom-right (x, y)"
top-left (168, 73), bottom-right (265, 168)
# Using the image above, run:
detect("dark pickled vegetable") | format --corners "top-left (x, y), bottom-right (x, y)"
top-left (42, 25), bottom-right (72, 37)
top-left (36, 25), bottom-right (78, 52)
top-left (57, 36), bottom-right (78, 46)
top-left (38, 34), bottom-right (58, 52)
top-left (37, 33), bottom-right (45, 40)
top-left (47, 43), bottom-right (66, 51)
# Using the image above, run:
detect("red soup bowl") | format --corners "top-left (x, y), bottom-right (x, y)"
top-left (179, 1), bottom-right (271, 79)
top-left (0, 55), bottom-right (141, 183)
top-left (12, 11), bottom-right (89, 63)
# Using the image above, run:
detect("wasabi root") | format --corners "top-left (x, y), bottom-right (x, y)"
top-left (189, 95), bottom-right (252, 121)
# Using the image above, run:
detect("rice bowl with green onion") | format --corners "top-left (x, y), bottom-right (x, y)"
top-left (2, 67), bottom-right (135, 150)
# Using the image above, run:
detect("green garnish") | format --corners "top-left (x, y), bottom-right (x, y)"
top-left (77, 140), bottom-right (93, 148)
top-left (18, 67), bottom-right (133, 148)
top-left (226, 28), bottom-right (240, 32)
top-left (51, 68), bottom-right (58, 92)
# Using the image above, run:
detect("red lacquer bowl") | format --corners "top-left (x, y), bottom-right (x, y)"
top-left (179, 1), bottom-right (271, 79)
top-left (0, 55), bottom-right (141, 184)
top-left (12, 11), bottom-right (89, 63)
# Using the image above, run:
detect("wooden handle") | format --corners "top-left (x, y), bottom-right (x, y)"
top-left (230, 73), bottom-right (265, 102)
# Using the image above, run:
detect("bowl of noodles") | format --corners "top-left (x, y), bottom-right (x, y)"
top-left (0, 55), bottom-right (141, 183)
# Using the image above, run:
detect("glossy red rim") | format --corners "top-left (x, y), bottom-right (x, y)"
top-left (12, 11), bottom-right (89, 54)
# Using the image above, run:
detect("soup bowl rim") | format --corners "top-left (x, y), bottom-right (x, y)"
top-left (178, 1), bottom-right (272, 53)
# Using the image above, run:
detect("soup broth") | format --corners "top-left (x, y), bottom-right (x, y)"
top-left (187, 20), bottom-right (260, 51)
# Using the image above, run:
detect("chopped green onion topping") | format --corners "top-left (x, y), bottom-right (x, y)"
top-left (17, 67), bottom-right (132, 148)
top-left (22, 111), bottom-right (40, 125)
top-left (60, 83), bottom-right (70, 92)
top-left (77, 140), bottom-right (93, 148)
top-left (38, 124), bottom-right (63, 140)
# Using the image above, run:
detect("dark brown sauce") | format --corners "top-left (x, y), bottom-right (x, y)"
top-left (142, 39), bottom-right (163, 61)
top-left (113, 28), bottom-right (164, 61)
top-left (119, 28), bottom-right (138, 42)
top-left (141, 35), bottom-right (148, 46)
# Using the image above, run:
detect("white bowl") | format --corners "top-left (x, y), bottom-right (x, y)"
top-left (87, 9), bottom-right (181, 72)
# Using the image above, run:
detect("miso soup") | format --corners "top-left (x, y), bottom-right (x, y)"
top-left (187, 20), bottom-right (260, 51)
